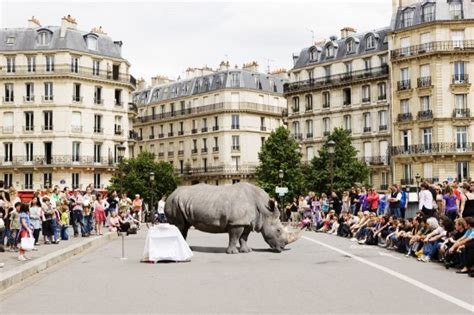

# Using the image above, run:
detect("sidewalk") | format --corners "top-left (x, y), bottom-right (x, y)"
top-left (0, 227), bottom-right (116, 291)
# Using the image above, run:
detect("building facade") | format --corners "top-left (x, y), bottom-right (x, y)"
top-left (0, 16), bottom-right (136, 191)
top-left (132, 62), bottom-right (287, 185)
top-left (285, 27), bottom-right (392, 190)
top-left (389, 0), bottom-right (474, 185)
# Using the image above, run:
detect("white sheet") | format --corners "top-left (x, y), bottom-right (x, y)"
top-left (142, 224), bottom-right (193, 263)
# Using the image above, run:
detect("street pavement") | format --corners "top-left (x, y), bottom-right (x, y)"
top-left (0, 227), bottom-right (473, 314)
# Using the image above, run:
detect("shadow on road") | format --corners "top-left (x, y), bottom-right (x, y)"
top-left (190, 246), bottom-right (286, 254)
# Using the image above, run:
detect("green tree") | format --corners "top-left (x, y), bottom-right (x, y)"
top-left (108, 151), bottom-right (180, 207)
top-left (256, 126), bottom-right (305, 203)
top-left (305, 128), bottom-right (369, 194)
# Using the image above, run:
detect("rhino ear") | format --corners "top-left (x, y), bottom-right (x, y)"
top-left (268, 199), bottom-right (276, 212)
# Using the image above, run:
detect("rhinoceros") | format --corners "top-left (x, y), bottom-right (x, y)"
top-left (164, 182), bottom-right (299, 254)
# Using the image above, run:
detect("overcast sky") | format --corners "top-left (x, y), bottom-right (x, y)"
top-left (0, 0), bottom-right (392, 82)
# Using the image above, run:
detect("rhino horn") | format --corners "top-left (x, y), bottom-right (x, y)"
top-left (287, 231), bottom-right (301, 244)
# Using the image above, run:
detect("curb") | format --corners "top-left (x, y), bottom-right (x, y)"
top-left (0, 232), bottom-right (117, 291)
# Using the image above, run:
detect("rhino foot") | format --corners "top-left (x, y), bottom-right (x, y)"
top-left (226, 247), bottom-right (239, 254)
top-left (239, 246), bottom-right (252, 253)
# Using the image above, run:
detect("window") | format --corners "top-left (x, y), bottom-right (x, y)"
top-left (378, 83), bottom-right (386, 100)
top-left (72, 111), bottom-right (81, 132)
top-left (92, 60), bottom-right (100, 76)
top-left (230, 73), bottom-right (240, 87)
top-left (453, 61), bottom-right (465, 82)
top-left (305, 94), bottom-right (313, 110)
top-left (72, 173), bottom-right (79, 189)
top-left (346, 39), bottom-right (355, 54)
top-left (45, 55), bottom-right (54, 72)
top-left (37, 31), bottom-right (51, 45)
top-left (25, 83), bottom-right (34, 101)
top-left (364, 142), bottom-right (372, 160)
top-left (94, 86), bottom-right (102, 104)
top-left (24, 173), bottom-right (33, 190)
top-left (86, 36), bottom-right (98, 50)
top-left (457, 161), bottom-right (469, 182)
top-left (114, 116), bottom-right (122, 135)
top-left (72, 142), bottom-right (80, 162)
top-left (306, 120), bottom-right (313, 138)
top-left (260, 117), bottom-right (266, 131)
top-left (213, 137), bottom-right (218, 149)
top-left (420, 33), bottom-right (431, 51)
top-left (401, 99), bottom-right (410, 114)
top-left (25, 142), bottom-right (33, 162)
top-left (94, 114), bottom-right (102, 133)
top-left (423, 128), bottom-right (432, 150)
top-left (450, 1), bottom-right (463, 20)
top-left (44, 82), bottom-right (53, 101)
top-left (322, 91), bottom-right (330, 108)
top-left (402, 9), bottom-right (414, 27)
top-left (6, 57), bottom-right (15, 73)
top-left (403, 164), bottom-right (412, 181)
top-left (3, 174), bottom-right (12, 189)
top-left (115, 89), bottom-right (122, 106)
top-left (454, 94), bottom-right (467, 117)
top-left (94, 143), bottom-right (101, 163)
top-left (324, 66), bottom-right (331, 78)
top-left (232, 135), bottom-right (240, 150)
top-left (254, 76), bottom-right (262, 89)
top-left (43, 111), bottom-right (53, 131)
top-left (4, 143), bottom-right (12, 162)
top-left (292, 121), bottom-right (300, 137)
top-left (422, 4), bottom-right (435, 22)
top-left (452, 30), bottom-right (464, 48)
top-left (343, 88), bottom-right (351, 105)
top-left (71, 57), bottom-right (79, 73)
top-left (364, 58), bottom-right (371, 71)
top-left (93, 173), bottom-right (101, 189)
top-left (292, 97), bottom-right (300, 112)
top-left (345, 62), bottom-right (352, 74)
top-left (325, 44), bottom-right (334, 58)
top-left (3, 112), bottom-right (13, 134)
top-left (378, 110), bottom-right (387, 130)
top-left (323, 118), bottom-right (330, 134)
top-left (306, 146), bottom-right (314, 160)
top-left (363, 112), bottom-right (371, 131)
top-left (231, 115), bottom-right (240, 129)
top-left (27, 56), bottom-right (36, 72)
top-left (4, 83), bottom-right (14, 102)
top-left (73, 83), bottom-right (81, 102)
top-left (456, 127), bottom-right (467, 151)
top-left (366, 35), bottom-right (376, 49)
top-left (420, 96), bottom-right (430, 111)
top-left (202, 138), bottom-right (207, 151)
top-left (400, 37), bottom-right (411, 56)
top-left (344, 115), bottom-right (352, 132)
top-left (309, 48), bottom-right (318, 61)
top-left (6, 36), bottom-right (15, 44)
top-left (362, 85), bottom-right (371, 103)
top-left (24, 111), bottom-right (34, 131)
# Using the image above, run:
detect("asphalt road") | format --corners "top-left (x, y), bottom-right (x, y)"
top-left (1, 227), bottom-right (473, 314)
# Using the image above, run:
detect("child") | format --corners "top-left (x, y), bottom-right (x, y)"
top-left (109, 212), bottom-right (120, 232)
top-left (94, 194), bottom-right (108, 235)
top-left (60, 200), bottom-right (69, 240)
top-left (9, 202), bottom-right (21, 251)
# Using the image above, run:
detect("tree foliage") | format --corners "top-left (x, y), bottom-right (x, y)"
top-left (108, 151), bottom-right (180, 206)
top-left (256, 126), bottom-right (305, 203)
top-left (305, 128), bottom-right (369, 194)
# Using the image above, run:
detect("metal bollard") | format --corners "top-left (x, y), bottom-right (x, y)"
top-left (120, 232), bottom-right (127, 260)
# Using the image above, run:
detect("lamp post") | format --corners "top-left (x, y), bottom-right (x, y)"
top-left (278, 169), bottom-right (285, 221)
top-left (415, 172), bottom-right (421, 196)
top-left (149, 171), bottom-right (155, 224)
top-left (327, 140), bottom-right (336, 193)
top-left (278, 169), bottom-right (284, 187)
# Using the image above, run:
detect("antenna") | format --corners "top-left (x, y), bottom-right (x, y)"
top-left (306, 28), bottom-right (315, 45)
top-left (224, 54), bottom-right (229, 63)
top-left (265, 58), bottom-right (274, 73)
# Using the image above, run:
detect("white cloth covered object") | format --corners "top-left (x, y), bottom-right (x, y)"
top-left (142, 224), bottom-right (193, 263)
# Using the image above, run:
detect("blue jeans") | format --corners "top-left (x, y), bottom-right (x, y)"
top-left (390, 207), bottom-right (401, 218)
top-left (83, 215), bottom-right (93, 235)
top-left (61, 225), bottom-right (69, 240)
top-left (423, 240), bottom-right (440, 259)
top-left (72, 210), bottom-right (85, 236)
top-left (51, 218), bottom-right (60, 242)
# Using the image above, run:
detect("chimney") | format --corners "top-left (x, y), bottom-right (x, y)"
top-left (242, 61), bottom-right (259, 72)
top-left (151, 75), bottom-right (172, 86)
top-left (340, 27), bottom-right (357, 39)
top-left (219, 61), bottom-right (230, 71)
top-left (185, 67), bottom-right (195, 79)
top-left (91, 26), bottom-right (107, 35)
top-left (292, 54), bottom-right (299, 66)
top-left (114, 41), bottom-right (123, 55)
top-left (137, 78), bottom-right (146, 90)
top-left (28, 16), bottom-right (41, 28)
top-left (60, 14), bottom-right (77, 38)
top-left (270, 68), bottom-right (289, 80)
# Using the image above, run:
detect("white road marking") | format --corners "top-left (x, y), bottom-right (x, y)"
top-left (378, 251), bottom-right (402, 260)
top-left (302, 236), bottom-right (474, 313)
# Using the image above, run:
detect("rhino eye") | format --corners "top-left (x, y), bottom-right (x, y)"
top-left (277, 228), bottom-right (281, 233)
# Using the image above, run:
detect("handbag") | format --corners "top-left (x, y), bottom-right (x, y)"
top-left (21, 235), bottom-right (35, 251)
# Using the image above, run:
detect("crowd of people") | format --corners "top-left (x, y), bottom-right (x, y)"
top-left (285, 181), bottom-right (474, 278)
top-left (0, 180), bottom-right (167, 264)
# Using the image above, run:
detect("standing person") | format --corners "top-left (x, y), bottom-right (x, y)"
top-left (29, 199), bottom-right (42, 246)
top-left (106, 191), bottom-right (119, 220)
top-left (119, 193), bottom-right (131, 213)
top-left (330, 191), bottom-right (342, 216)
top-left (460, 183), bottom-right (474, 218)
top-left (0, 180), bottom-right (11, 251)
top-left (419, 182), bottom-right (434, 218)
top-left (399, 185), bottom-right (408, 219)
top-left (41, 196), bottom-right (54, 244)
top-left (157, 195), bottom-right (167, 223)
top-left (9, 202), bottom-right (21, 251)
top-left (388, 185), bottom-right (402, 218)
top-left (367, 188), bottom-right (379, 213)
top-left (349, 187), bottom-right (358, 215)
top-left (444, 186), bottom-right (459, 221)
top-left (18, 203), bottom-right (32, 261)
top-left (341, 191), bottom-right (351, 213)
top-left (132, 194), bottom-right (143, 222)
top-left (51, 201), bottom-right (61, 244)
top-left (59, 200), bottom-right (69, 240)
top-left (359, 188), bottom-right (368, 212)
top-left (93, 194), bottom-right (108, 235)
top-left (72, 189), bottom-right (85, 237)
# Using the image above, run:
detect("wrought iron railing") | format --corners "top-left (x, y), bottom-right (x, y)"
top-left (417, 76), bottom-right (432, 88)
top-left (391, 142), bottom-right (474, 156)
top-left (0, 155), bottom-right (115, 167)
top-left (391, 40), bottom-right (474, 61)
top-left (417, 110), bottom-right (433, 120)
top-left (397, 112), bottom-right (413, 122)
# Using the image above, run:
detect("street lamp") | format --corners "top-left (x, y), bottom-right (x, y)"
top-left (278, 169), bottom-right (284, 187)
top-left (149, 171), bottom-right (155, 223)
top-left (117, 144), bottom-right (126, 163)
top-left (327, 140), bottom-right (336, 193)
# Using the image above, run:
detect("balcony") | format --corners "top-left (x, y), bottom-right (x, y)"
top-left (115, 101), bottom-right (123, 107)
top-left (397, 80), bottom-right (411, 91)
top-left (2, 97), bottom-right (14, 103)
top-left (378, 95), bottom-right (387, 101)
top-left (260, 126), bottom-right (267, 131)
top-left (72, 96), bottom-right (83, 103)
top-left (128, 131), bottom-right (138, 140)
top-left (417, 76), bottom-right (432, 88)
top-left (191, 149), bottom-right (198, 154)
top-left (201, 148), bottom-right (208, 153)
top-left (379, 125), bottom-right (388, 131)
top-left (0, 155), bottom-right (116, 168)
top-left (179, 165), bottom-right (258, 176)
top-left (322, 103), bottom-right (330, 109)
top-left (283, 66), bottom-right (389, 95)
top-left (293, 133), bottom-right (303, 140)
top-left (231, 125), bottom-right (240, 130)
top-left (178, 150), bottom-right (184, 156)
top-left (391, 41), bottom-right (474, 61)
top-left (345, 128), bottom-right (352, 134)
top-left (452, 74), bottom-right (470, 85)
top-left (158, 133), bottom-right (164, 138)
top-left (158, 152), bottom-right (164, 157)
top-left (114, 128), bottom-right (123, 136)
top-left (343, 100), bottom-right (351, 106)
top-left (178, 130), bottom-right (184, 136)
top-left (362, 97), bottom-right (371, 103)
top-left (149, 134), bottom-right (155, 140)
top-left (93, 128), bottom-right (104, 134)
top-left (401, 178), bottom-right (414, 185)
top-left (94, 98), bottom-right (104, 105)
top-left (23, 126), bottom-right (34, 132)
top-left (71, 125), bottom-right (82, 133)
top-left (201, 127), bottom-right (208, 132)
top-left (191, 128), bottom-right (198, 134)
top-left (417, 110), bottom-right (433, 120)
top-left (168, 132), bottom-right (174, 137)
top-left (168, 151), bottom-right (174, 157)
top-left (306, 133), bottom-right (313, 139)
top-left (323, 131), bottom-right (330, 136)
top-left (391, 142), bottom-right (474, 156)
top-left (231, 145), bottom-right (241, 151)
top-left (397, 112), bottom-right (413, 123)
top-left (42, 125), bottom-right (54, 132)
top-left (453, 108), bottom-right (470, 118)
top-left (42, 95), bottom-right (54, 102)
top-left (23, 96), bottom-right (35, 102)
top-left (213, 147), bottom-right (219, 152)
top-left (362, 156), bottom-right (389, 165)
top-left (213, 126), bottom-right (219, 131)
top-left (136, 135), bottom-right (143, 141)
top-left (363, 127), bottom-right (371, 133)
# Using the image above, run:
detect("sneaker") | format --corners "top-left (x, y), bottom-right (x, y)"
top-left (0, 262), bottom-right (4, 268)
top-left (32, 247), bottom-right (38, 251)
top-left (18, 255), bottom-right (27, 261)
top-left (350, 238), bottom-right (358, 242)
top-left (358, 239), bottom-right (366, 245)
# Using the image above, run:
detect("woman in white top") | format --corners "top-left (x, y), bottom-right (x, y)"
top-left (418, 182), bottom-right (434, 217)
top-left (29, 199), bottom-right (42, 246)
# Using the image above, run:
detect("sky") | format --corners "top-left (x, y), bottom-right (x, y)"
top-left (0, 0), bottom-right (392, 83)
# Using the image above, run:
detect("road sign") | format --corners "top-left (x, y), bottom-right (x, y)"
top-left (275, 187), bottom-right (288, 196)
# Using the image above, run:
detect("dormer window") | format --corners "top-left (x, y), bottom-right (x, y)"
top-left (325, 44), bottom-right (335, 58)
top-left (366, 35), bottom-right (376, 50)
top-left (6, 36), bottom-right (15, 45)
top-left (346, 39), bottom-right (355, 54)
top-left (402, 8), bottom-right (415, 27)
top-left (85, 34), bottom-right (98, 50)
top-left (309, 47), bottom-right (318, 61)
top-left (450, 1), bottom-right (463, 20)
top-left (254, 76), bottom-right (262, 89)
top-left (37, 30), bottom-right (52, 45)
top-left (422, 4), bottom-right (435, 22)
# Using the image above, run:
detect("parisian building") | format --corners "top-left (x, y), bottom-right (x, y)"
top-left (0, 16), bottom-right (136, 191)
top-left (132, 62), bottom-right (287, 185)
top-left (389, 0), bottom-right (474, 185)
top-left (284, 27), bottom-right (392, 190)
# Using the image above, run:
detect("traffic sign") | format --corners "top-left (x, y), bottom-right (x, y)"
top-left (275, 187), bottom-right (288, 195)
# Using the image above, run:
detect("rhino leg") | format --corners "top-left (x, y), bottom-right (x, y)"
top-left (227, 226), bottom-right (244, 254)
top-left (239, 227), bottom-right (252, 253)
